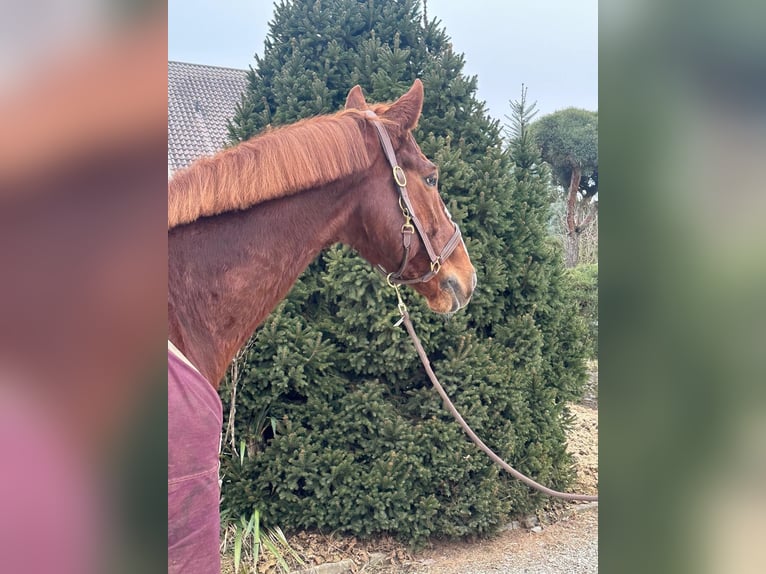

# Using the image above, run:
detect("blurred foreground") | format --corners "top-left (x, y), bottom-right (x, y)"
top-left (0, 3), bottom-right (167, 573)
top-left (601, 1), bottom-right (766, 573)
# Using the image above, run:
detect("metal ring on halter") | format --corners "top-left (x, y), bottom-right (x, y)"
top-left (430, 258), bottom-right (442, 275)
top-left (393, 165), bottom-right (407, 187)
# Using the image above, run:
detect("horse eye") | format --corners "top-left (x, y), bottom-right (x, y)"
top-left (424, 175), bottom-right (438, 187)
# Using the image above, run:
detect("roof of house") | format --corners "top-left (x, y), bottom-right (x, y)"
top-left (168, 61), bottom-right (249, 173)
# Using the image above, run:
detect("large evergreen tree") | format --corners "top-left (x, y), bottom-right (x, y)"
top-left (221, 0), bottom-right (587, 544)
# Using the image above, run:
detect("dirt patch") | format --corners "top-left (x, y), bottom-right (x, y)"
top-left (566, 403), bottom-right (599, 495)
top-left (221, 531), bottom-right (415, 574)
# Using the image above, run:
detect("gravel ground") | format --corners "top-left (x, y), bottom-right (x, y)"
top-left (402, 504), bottom-right (598, 574)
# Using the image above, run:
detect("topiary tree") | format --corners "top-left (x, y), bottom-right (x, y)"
top-left (532, 108), bottom-right (598, 267)
top-left (221, 0), bottom-right (588, 546)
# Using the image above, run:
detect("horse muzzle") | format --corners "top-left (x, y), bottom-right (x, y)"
top-left (439, 271), bottom-right (476, 314)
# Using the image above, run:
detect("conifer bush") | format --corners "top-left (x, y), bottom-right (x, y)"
top-left (220, 0), bottom-right (588, 545)
top-left (566, 263), bottom-right (599, 359)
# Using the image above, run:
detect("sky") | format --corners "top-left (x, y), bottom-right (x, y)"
top-left (168, 0), bottom-right (597, 122)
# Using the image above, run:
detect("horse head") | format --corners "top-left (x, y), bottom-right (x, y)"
top-left (344, 80), bottom-right (476, 314)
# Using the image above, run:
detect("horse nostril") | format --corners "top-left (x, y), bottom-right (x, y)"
top-left (444, 276), bottom-right (459, 292)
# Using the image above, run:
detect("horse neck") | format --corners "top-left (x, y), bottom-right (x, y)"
top-left (168, 178), bottom-right (360, 387)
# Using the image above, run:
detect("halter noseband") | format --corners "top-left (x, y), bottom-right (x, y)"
top-left (365, 110), bottom-right (463, 286)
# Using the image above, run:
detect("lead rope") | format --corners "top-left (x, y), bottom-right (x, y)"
top-left (392, 296), bottom-right (599, 502)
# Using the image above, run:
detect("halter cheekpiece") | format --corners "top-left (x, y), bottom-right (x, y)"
top-left (364, 110), bottom-right (463, 286)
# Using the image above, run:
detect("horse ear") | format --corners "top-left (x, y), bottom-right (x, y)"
top-left (384, 79), bottom-right (424, 131)
top-left (345, 85), bottom-right (367, 110)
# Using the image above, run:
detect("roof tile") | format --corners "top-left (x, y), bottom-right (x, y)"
top-left (168, 61), bottom-right (248, 173)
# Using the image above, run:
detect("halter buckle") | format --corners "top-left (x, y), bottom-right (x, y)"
top-left (430, 258), bottom-right (442, 275)
top-left (393, 165), bottom-right (407, 187)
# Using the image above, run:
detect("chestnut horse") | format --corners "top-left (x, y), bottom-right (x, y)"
top-left (167, 80), bottom-right (475, 573)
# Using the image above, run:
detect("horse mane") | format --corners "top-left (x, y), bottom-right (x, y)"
top-left (168, 108), bottom-right (390, 229)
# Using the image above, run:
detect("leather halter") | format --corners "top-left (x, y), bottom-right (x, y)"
top-left (365, 110), bottom-right (463, 285)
